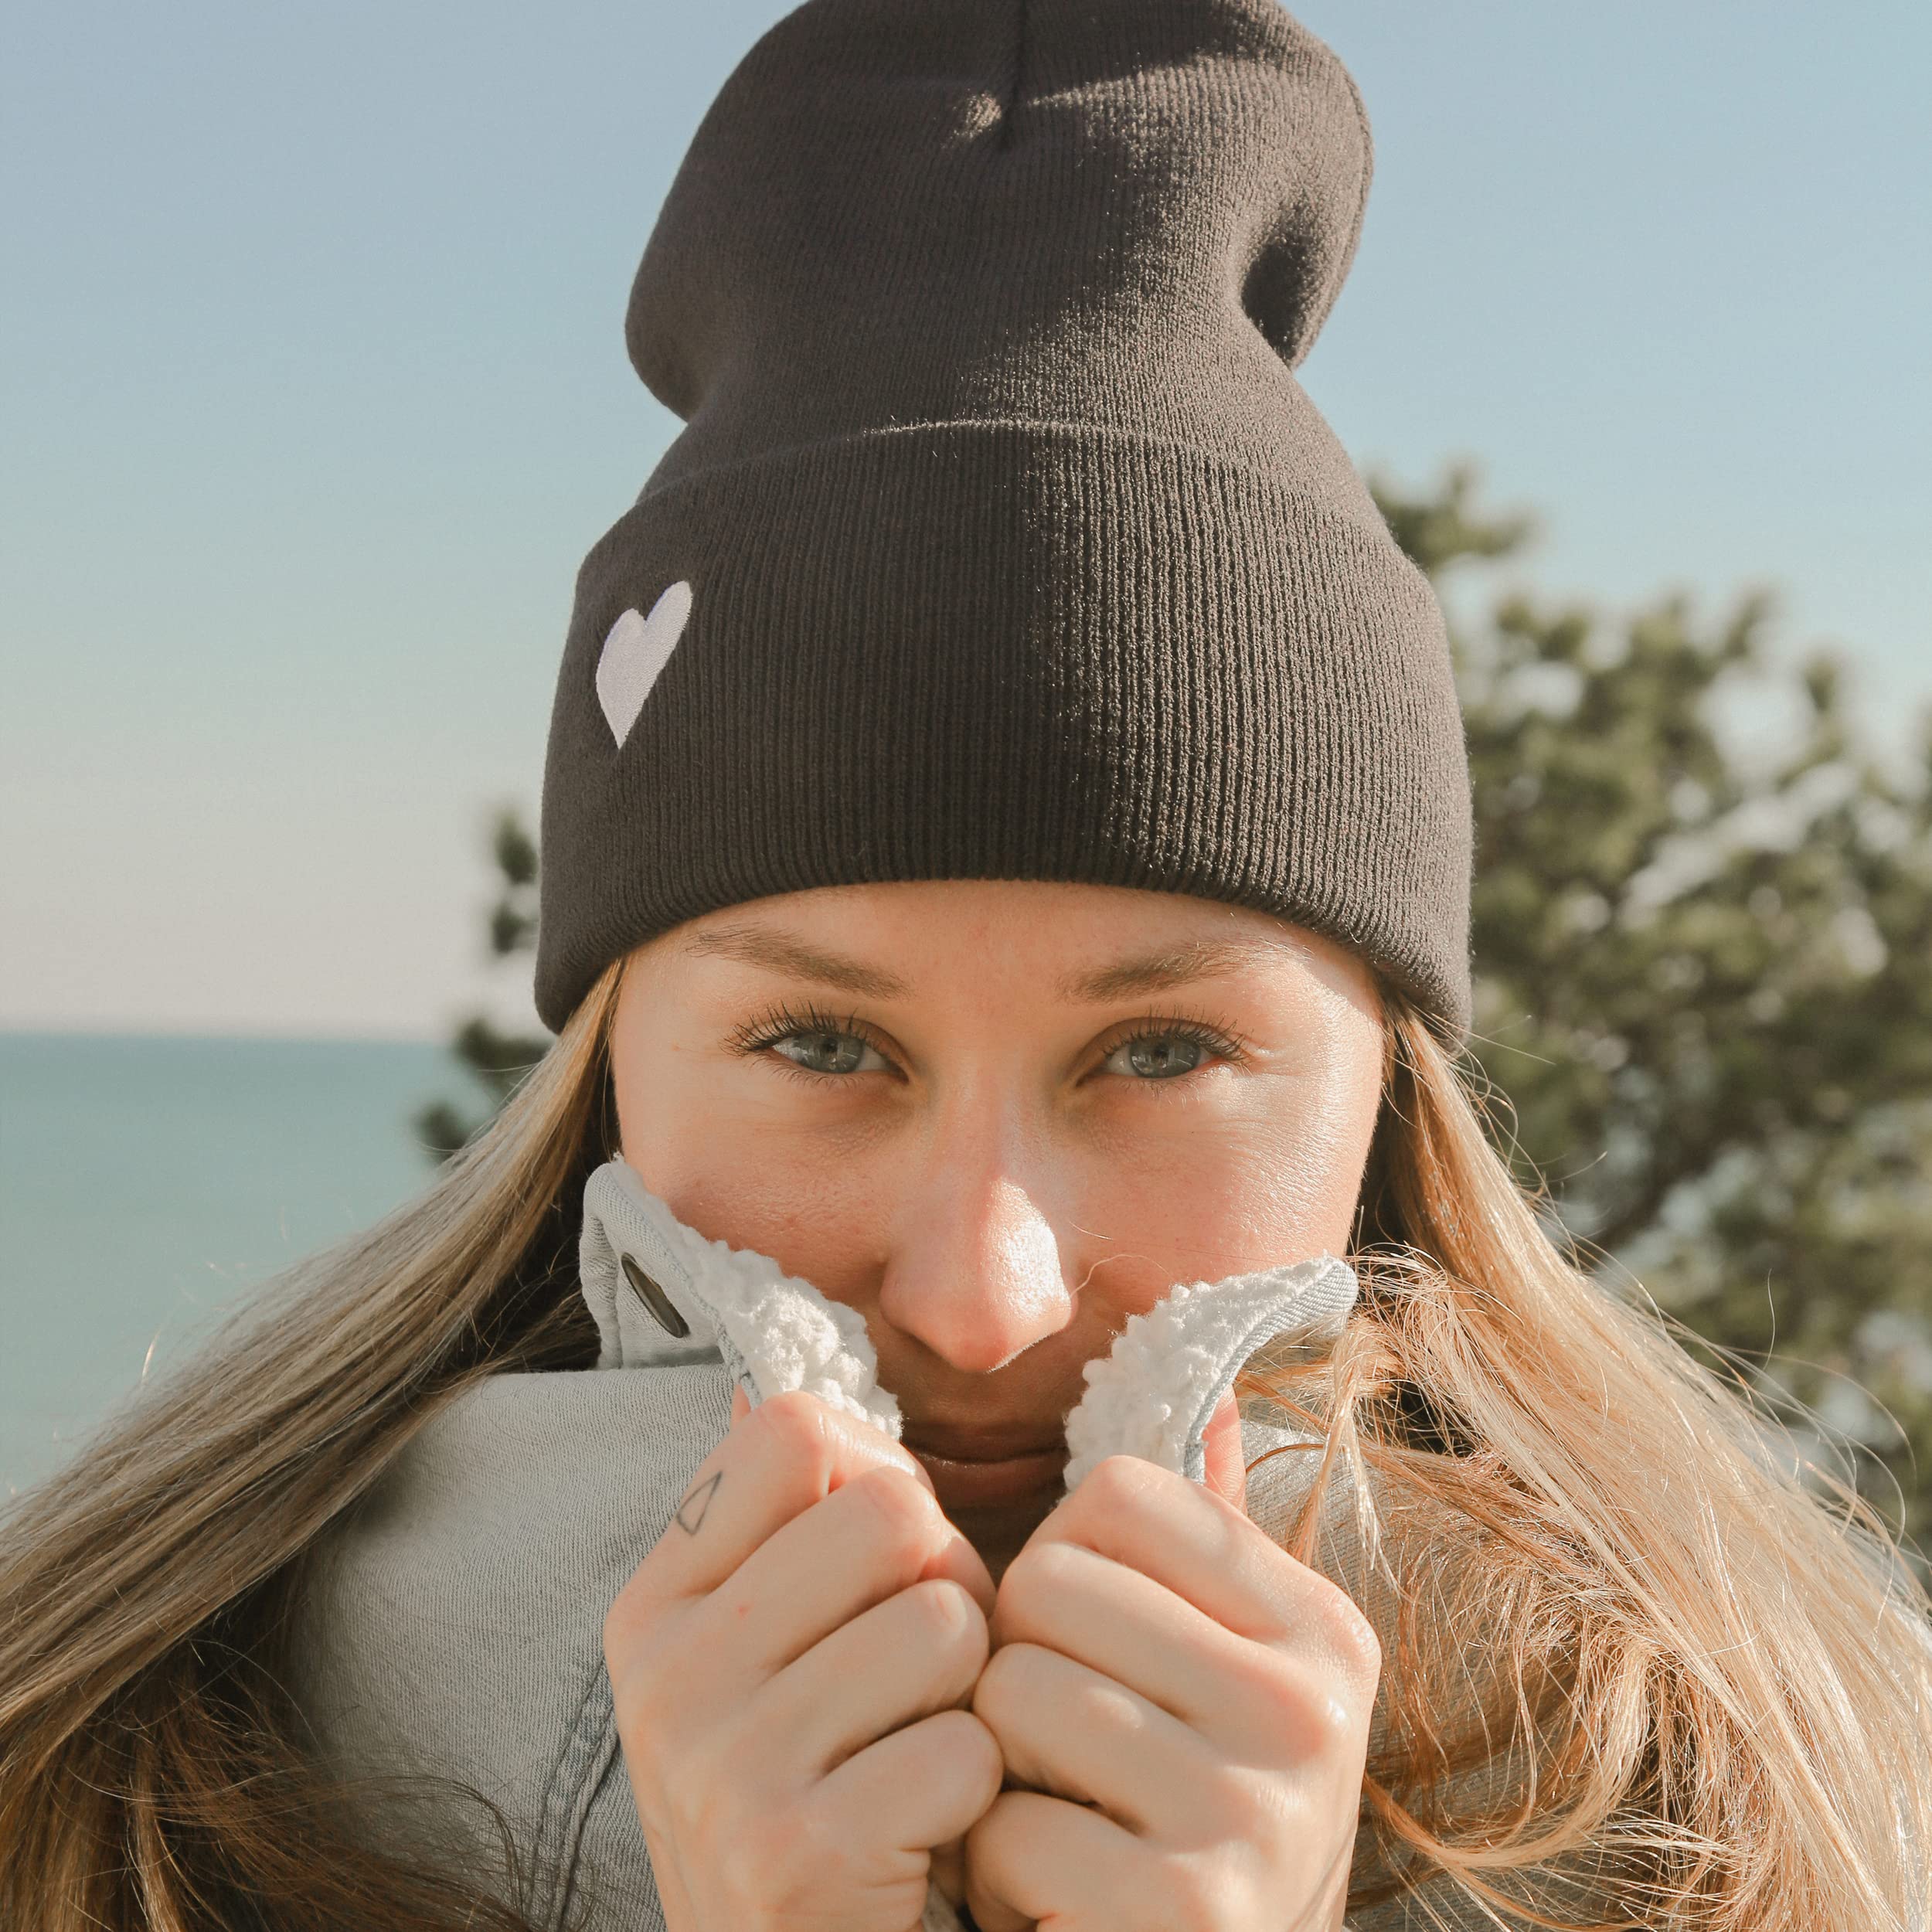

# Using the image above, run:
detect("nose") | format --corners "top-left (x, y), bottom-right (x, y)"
top-left (877, 1154), bottom-right (1078, 1376)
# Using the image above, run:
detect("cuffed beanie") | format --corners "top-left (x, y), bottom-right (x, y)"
top-left (534, 0), bottom-right (1475, 1039)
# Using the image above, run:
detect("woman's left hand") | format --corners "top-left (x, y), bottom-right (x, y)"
top-left (963, 1393), bottom-right (1380, 1932)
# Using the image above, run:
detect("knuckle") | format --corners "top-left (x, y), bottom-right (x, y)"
top-left (1308, 1574), bottom-right (1383, 1685)
top-left (851, 1461), bottom-right (940, 1546)
top-left (1259, 1655), bottom-right (1370, 1760)
top-left (1150, 1854), bottom-right (1225, 1927)
top-left (970, 1638), bottom-right (1039, 1726)
top-left (910, 1705), bottom-right (1005, 1800)
top-left (601, 1573), bottom-right (665, 1668)
top-left (605, 1634), bottom-right (672, 1730)
top-left (747, 1388), bottom-right (829, 1461)
top-left (1213, 1769), bottom-right (1282, 1847)
top-left (1083, 1451), bottom-right (1164, 1513)
top-left (951, 1709), bottom-right (1006, 1805)
top-left (990, 1546), bottom-right (1039, 1629)
top-left (992, 1538), bottom-right (1078, 1634)
top-left (964, 1785), bottom-right (1025, 1861)
top-left (904, 1575), bottom-right (985, 1654)
top-left (600, 1582), bottom-right (639, 1656)
top-left (1225, 1645), bottom-right (1299, 1725)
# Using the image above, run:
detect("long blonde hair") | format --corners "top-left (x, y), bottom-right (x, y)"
top-left (2, 959), bottom-right (1927, 1930)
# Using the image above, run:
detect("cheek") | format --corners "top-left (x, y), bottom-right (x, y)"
top-left (619, 1120), bottom-right (888, 1305)
top-left (611, 1010), bottom-right (776, 1188)
top-left (1080, 1070), bottom-right (1379, 1270)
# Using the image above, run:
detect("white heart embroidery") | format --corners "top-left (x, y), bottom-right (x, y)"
top-left (596, 581), bottom-right (693, 749)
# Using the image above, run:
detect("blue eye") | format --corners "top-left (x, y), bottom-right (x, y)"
top-left (768, 1027), bottom-right (889, 1077)
top-left (729, 1002), bottom-right (897, 1082)
top-left (1102, 1032), bottom-right (1213, 1080)
top-left (1098, 1015), bottom-right (1247, 1083)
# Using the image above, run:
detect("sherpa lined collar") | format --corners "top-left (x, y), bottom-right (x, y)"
top-left (574, 1155), bottom-right (1361, 1495)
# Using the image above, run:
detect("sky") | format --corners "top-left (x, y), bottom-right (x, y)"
top-left (4, 1), bottom-right (1927, 1040)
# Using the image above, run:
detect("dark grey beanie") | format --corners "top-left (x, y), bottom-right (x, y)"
top-left (534, 0), bottom-right (1474, 1039)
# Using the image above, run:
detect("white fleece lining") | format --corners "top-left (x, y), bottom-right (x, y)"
top-left (578, 1158), bottom-right (903, 1437)
top-left (577, 1159), bottom-right (1360, 1488)
top-left (1061, 1255), bottom-right (1360, 1489)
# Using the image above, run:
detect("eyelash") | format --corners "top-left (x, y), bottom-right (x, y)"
top-left (726, 999), bottom-right (1249, 1091)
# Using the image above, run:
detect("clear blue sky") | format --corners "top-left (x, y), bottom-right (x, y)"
top-left (4, 1), bottom-right (1927, 1038)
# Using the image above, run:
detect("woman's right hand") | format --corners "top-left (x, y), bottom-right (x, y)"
top-left (604, 1386), bottom-right (1003, 1932)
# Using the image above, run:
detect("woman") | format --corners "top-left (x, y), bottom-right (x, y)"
top-left (4, 2), bottom-right (1928, 1928)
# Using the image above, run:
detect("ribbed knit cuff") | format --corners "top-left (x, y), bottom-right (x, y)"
top-left (535, 417), bottom-right (1472, 1037)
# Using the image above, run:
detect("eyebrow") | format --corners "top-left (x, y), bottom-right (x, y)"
top-left (676, 923), bottom-right (1287, 1003)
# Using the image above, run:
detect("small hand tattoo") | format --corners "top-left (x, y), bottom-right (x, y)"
top-left (675, 1471), bottom-right (724, 1536)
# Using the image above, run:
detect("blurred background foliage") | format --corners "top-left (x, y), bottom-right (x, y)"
top-left (410, 808), bottom-right (548, 1162)
top-left (417, 464), bottom-right (1932, 1563)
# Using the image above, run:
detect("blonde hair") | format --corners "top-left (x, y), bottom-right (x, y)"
top-left (1274, 1009), bottom-right (1932, 1927)
top-left (2, 961), bottom-right (1927, 1930)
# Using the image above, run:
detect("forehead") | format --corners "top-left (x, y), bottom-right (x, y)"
top-left (658, 879), bottom-right (1371, 1009)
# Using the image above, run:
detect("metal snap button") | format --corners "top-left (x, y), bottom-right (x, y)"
top-left (619, 1252), bottom-right (691, 1339)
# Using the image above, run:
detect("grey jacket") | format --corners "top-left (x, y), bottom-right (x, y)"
top-left (287, 1158), bottom-right (1486, 1930)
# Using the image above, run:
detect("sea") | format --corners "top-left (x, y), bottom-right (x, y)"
top-left (0, 1030), bottom-right (491, 1499)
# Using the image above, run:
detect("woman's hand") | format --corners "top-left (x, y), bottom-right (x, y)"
top-left (963, 1394), bottom-right (1381, 1932)
top-left (604, 1387), bottom-right (1004, 1932)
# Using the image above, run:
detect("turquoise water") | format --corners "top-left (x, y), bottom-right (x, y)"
top-left (0, 1032), bottom-right (492, 1498)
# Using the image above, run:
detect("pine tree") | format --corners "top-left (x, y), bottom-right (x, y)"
top-left (1378, 461), bottom-right (1932, 1564)
top-left (412, 805), bottom-right (550, 1160)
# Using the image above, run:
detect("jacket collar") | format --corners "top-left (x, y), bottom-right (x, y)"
top-left (576, 1157), bottom-right (1359, 1493)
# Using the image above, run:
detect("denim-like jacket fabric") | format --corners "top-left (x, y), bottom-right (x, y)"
top-left (285, 1158), bottom-right (1502, 1930)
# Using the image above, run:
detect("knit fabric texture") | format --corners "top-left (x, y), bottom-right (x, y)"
top-left (534, 0), bottom-right (1475, 1037)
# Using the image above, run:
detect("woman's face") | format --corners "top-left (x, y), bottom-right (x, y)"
top-left (611, 879), bottom-right (1386, 1565)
